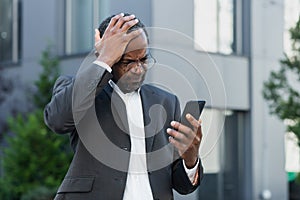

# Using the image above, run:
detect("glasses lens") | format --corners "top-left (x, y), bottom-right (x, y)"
top-left (144, 57), bottom-right (155, 69)
top-left (121, 54), bottom-right (156, 70)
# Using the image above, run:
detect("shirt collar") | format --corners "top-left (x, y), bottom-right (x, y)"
top-left (108, 80), bottom-right (140, 100)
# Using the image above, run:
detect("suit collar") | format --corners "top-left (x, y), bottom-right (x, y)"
top-left (103, 85), bottom-right (129, 134)
top-left (140, 85), bottom-right (158, 153)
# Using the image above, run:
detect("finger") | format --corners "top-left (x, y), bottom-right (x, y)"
top-left (95, 29), bottom-right (101, 42)
top-left (186, 114), bottom-right (201, 132)
top-left (115, 14), bottom-right (136, 29)
top-left (187, 115), bottom-right (202, 140)
top-left (121, 18), bottom-right (139, 32)
top-left (94, 29), bottom-right (101, 49)
top-left (170, 121), bottom-right (194, 139)
top-left (106, 13), bottom-right (124, 31)
top-left (168, 136), bottom-right (187, 154)
top-left (167, 128), bottom-right (189, 144)
top-left (195, 123), bottom-right (203, 142)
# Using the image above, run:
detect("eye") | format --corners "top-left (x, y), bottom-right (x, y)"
top-left (140, 55), bottom-right (150, 62)
top-left (140, 57), bottom-right (148, 62)
top-left (120, 60), bottom-right (134, 65)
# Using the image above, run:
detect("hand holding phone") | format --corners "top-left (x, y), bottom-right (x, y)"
top-left (168, 100), bottom-right (205, 168)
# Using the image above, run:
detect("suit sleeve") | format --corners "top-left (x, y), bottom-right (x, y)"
top-left (44, 62), bottom-right (112, 134)
top-left (171, 96), bottom-right (204, 194)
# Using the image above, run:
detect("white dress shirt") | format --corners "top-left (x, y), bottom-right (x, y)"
top-left (95, 61), bottom-right (198, 199)
top-left (110, 81), bottom-right (154, 200)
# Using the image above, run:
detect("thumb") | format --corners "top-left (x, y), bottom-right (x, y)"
top-left (95, 29), bottom-right (101, 43)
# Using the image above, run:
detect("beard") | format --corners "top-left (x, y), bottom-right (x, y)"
top-left (115, 74), bottom-right (146, 93)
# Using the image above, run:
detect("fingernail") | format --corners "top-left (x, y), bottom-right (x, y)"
top-left (120, 13), bottom-right (124, 16)
top-left (135, 19), bottom-right (139, 23)
top-left (186, 114), bottom-right (191, 118)
top-left (131, 14), bottom-right (136, 18)
top-left (170, 121), bottom-right (176, 126)
top-left (95, 29), bottom-right (98, 33)
top-left (167, 128), bottom-right (171, 133)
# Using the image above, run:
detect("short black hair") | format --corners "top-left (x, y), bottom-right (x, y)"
top-left (98, 13), bottom-right (148, 39)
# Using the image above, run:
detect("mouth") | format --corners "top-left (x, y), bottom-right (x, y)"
top-left (131, 79), bottom-right (142, 83)
top-left (129, 76), bottom-right (144, 83)
top-left (130, 81), bottom-right (142, 87)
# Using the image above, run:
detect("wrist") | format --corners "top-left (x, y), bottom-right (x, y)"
top-left (96, 55), bottom-right (114, 67)
top-left (184, 157), bottom-right (198, 169)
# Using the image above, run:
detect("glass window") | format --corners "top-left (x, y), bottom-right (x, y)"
top-left (197, 110), bottom-right (246, 200)
top-left (0, 0), bottom-right (20, 64)
top-left (65, 0), bottom-right (109, 55)
top-left (194, 0), bottom-right (235, 55)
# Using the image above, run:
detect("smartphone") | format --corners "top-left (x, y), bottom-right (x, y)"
top-left (180, 100), bottom-right (206, 129)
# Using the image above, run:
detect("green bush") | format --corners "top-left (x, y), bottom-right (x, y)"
top-left (0, 45), bottom-right (72, 199)
top-left (21, 186), bottom-right (56, 200)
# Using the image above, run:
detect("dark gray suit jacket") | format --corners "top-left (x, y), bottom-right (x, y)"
top-left (44, 63), bottom-right (203, 200)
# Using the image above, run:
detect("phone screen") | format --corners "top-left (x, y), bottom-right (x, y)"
top-left (180, 100), bottom-right (205, 129)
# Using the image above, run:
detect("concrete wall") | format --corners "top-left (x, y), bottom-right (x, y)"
top-left (250, 0), bottom-right (287, 199)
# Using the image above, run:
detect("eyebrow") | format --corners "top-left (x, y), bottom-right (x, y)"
top-left (121, 54), bottom-right (149, 62)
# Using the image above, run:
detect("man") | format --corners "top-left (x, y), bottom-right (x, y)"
top-left (44, 13), bottom-right (204, 200)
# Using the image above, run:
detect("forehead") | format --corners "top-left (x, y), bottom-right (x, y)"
top-left (123, 30), bottom-right (148, 58)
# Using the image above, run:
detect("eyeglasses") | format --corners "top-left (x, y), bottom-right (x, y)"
top-left (117, 53), bottom-right (156, 71)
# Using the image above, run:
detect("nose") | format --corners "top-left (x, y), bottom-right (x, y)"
top-left (130, 61), bottom-right (145, 74)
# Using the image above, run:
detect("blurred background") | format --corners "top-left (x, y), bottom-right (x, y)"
top-left (0, 0), bottom-right (300, 199)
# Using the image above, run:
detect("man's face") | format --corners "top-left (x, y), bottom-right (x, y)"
top-left (112, 30), bottom-right (148, 93)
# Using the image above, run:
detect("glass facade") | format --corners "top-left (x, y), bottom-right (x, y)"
top-left (194, 0), bottom-right (235, 55)
top-left (197, 110), bottom-right (246, 200)
top-left (64, 0), bottom-right (109, 55)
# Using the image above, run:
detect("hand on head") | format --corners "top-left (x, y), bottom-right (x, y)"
top-left (94, 13), bottom-right (143, 67)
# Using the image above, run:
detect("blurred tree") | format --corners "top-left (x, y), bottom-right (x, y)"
top-left (263, 16), bottom-right (300, 186)
top-left (263, 16), bottom-right (300, 145)
top-left (0, 45), bottom-right (72, 200)
top-left (33, 45), bottom-right (60, 108)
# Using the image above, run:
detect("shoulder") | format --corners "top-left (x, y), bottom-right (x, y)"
top-left (141, 84), bottom-right (178, 101)
top-left (54, 75), bottom-right (74, 86)
top-left (52, 75), bottom-right (74, 94)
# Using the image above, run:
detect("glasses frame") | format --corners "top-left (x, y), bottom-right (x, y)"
top-left (116, 51), bottom-right (156, 71)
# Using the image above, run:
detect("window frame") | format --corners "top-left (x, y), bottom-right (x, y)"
top-left (0, 0), bottom-right (21, 66)
top-left (194, 0), bottom-right (245, 56)
top-left (62, 0), bottom-right (109, 56)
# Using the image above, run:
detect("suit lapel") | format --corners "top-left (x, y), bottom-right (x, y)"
top-left (103, 85), bottom-right (130, 135)
top-left (140, 86), bottom-right (157, 153)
